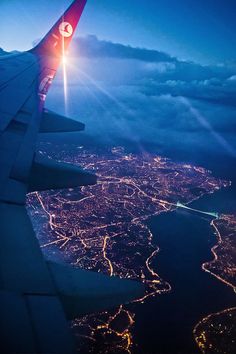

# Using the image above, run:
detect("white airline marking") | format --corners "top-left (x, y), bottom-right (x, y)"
top-left (59, 22), bottom-right (73, 38)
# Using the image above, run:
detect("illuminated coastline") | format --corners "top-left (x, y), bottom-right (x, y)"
top-left (27, 143), bottom-right (230, 353)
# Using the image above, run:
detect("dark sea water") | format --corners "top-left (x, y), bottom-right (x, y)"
top-left (130, 148), bottom-right (236, 354)
top-left (132, 207), bottom-right (235, 354)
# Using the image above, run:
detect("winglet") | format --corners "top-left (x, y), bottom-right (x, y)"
top-left (31, 0), bottom-right (87, 57)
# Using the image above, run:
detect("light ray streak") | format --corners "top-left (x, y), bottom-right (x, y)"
top-left (62, 36), bottom-right (68, 115)
top-left (180, 96), bottom-right (236, 158)
top-left (68, 64), bottom-right (140, 141)
top-left (77, 68), bottom-right (131, 113)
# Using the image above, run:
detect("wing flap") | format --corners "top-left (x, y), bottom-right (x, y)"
top-left (48, 261), bottom-right (145, 319)
top-left (28, 154), bottom-right (97, 192)
top-left (40, 109), bottom-right (85, 133)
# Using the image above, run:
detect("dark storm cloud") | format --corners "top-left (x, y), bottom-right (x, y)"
top-left (71, 35), bottom-right (176, 63)
top-left (31, 33), bottom-right (236, 110)
top-left (142, 75), bottom-right (236, 108)
top-left (69, 36), bottom-right (236, 108)
top-left (72, 35), bottom-right (234, 77)
top-left (53, 35), bottom-right (235, 158)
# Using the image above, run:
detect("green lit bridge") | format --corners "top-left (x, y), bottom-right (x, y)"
top-left (176, 202), bottom-right (219, 219)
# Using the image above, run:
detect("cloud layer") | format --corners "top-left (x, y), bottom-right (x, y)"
top-left (2, 35), bottom-right (236, 163)
top-left (69, 35), bottom-right (236, 107)
top-left (49, 35), bottom-right (236, 162)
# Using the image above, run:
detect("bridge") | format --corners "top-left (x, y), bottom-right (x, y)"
top-left (176, 202), bottom-right (219, 219)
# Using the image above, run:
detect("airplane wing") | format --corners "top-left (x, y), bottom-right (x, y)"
top-left (0, 1), bottom-right (145, 353)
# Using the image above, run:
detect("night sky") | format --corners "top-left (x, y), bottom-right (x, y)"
top-left (0, 0), bottom-right (236, 64)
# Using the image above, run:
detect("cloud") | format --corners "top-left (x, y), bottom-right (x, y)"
top-left (68, 36), bottom-right (236, 107)
top-left (71, 35), bottom-right (234, 79)
top-left (46, 35), bottom-right (236, 161)
top-left (142, 75), bottom-right (236, 107)
top-left (3, 34), bottom-right (236, 161)
top-left (71, 35), bottom-right (177, 63)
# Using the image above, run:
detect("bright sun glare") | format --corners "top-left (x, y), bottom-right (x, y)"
top-left (62, 54), bottom-right (68, 114)
top-left (62, 55), bottom-right (67, 65)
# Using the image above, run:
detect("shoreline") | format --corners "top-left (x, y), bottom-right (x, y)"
top-left (190, 188), bottom-right (236, 353)
top-left (202, 217), bottom-right (236, 292)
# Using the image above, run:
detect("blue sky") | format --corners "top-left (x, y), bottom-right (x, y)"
top-left (0, 0), bottom-right (236, 64)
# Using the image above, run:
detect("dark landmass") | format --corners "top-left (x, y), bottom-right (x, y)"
top-left (194, 307), bottom-right (236, 354)
top-left (203, 215), bottom-right (236, 290)
top-left (194, 214), bottom-right (236, 354)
